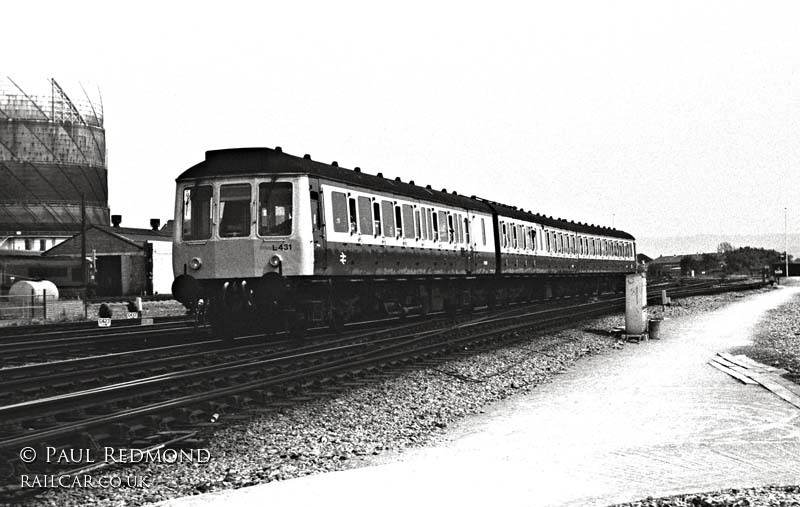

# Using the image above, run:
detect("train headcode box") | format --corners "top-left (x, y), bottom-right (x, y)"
top-left (97, 318), bottom-right (112, 327)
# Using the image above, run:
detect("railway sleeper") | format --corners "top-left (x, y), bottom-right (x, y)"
top-left (79, 431), bottom-right (115, 451)
top-left (20, 386), bottom-right (42, 399)
top-left (226, 395), bottom-right (251, 409)
top-left (23, 416), bottom-right (58, 429)
top-left (176, 408), bottom-right (207, 425)
top-left (111, 422), bottom-right (149, 440)
top-left (55, 409), bottom-right (87, 422)
top-left (86, 403), bottom-right (117, 415)
top-left (202, 401), bottom-right (228, 415)
top-left (154, 415), bottom-right (178, 430)
top-left (248, 389), bottom-right (274, 403)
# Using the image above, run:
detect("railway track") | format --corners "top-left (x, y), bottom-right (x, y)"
top-left (0, 321), bottom-right (207, 367)
top-left (0, 279), bottom-right (767, 499)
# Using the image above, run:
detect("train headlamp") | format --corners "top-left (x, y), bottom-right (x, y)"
top-left (189, 257), bottom-right (203, 270)
top-left (269, 255), bottom-right (282, 267)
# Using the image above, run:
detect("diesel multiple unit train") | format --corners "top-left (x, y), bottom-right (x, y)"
top-left (172, 147), bottom-right (637, 334)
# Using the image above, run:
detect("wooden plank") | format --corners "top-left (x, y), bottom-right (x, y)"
top-left (708, 360), bottom-right (758, 384)
top-left (712, 356), bottom-right (761, 382)
top-left (767, 374), bottom-right (800, 399)
top-left (733, 354), bottom-right (784, 373)
top-left (747, 371), bottom-right (800, 411)
top-left (718, 352), bottom-right (767, 372)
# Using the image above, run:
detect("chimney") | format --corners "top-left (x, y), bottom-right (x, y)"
top-left (111, 215), bottom-right (122, 227)
top-left (150, 218), bottom-right (161, 231)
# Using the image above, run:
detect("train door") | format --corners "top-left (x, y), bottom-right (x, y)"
top-left (309, 178), bottom-right (327, 271)
top-left (465, 215), bottom-right (476, 273)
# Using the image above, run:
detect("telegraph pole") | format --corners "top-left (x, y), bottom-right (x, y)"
top-left (81, 194), bottom-right (87, 319)
top-left (786, 207), bottom-right (789, 278)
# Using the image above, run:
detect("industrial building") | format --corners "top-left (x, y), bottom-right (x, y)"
top-left (0, 77), bottom-right (173, 298)
top-left (0, 76), bottom-right (109, 251)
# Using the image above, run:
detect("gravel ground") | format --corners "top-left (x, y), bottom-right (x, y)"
top-left (16, 288), bottom-right (778, 507)
top-left (729, 292), bottom-right (800, 379)
top-left (608, 485), bottom-right (800, 506)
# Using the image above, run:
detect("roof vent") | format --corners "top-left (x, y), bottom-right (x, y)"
top-left (354, 167), bottom-right (361, 173)
top-left (426, 185), bottom-right (432, 190)
top-left (332, 161), bottom-right (338, 167)
top-left (395, 177), bottom-right (401, 182)
top-left (442, 188), bottom-right (447, 193)
top-left (470, 195), bottom-right (476, 199)
top-left (452, 191), bottom-right (457, 195)
top-left (111, 215), bottom-right (122, 227)
top-left (377, 172), bottom-right (383, 178)
top-left (275, 146), bottom-right (282, 152)
top-left (409, 180), bottom-right (415, 185)
top-left (150, 218), bottom-right (161, 231)
top-left (303, 154), bottom-right (311, 160)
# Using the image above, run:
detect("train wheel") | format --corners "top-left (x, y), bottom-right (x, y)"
top-left (288, 311), bottom-right (308, 340)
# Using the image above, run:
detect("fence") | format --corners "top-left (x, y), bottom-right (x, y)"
top-left (0, 290), bottom-right (87, 324)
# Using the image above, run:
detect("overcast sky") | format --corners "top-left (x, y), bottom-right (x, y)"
top-left (5, 1), bottom-right (799, 244)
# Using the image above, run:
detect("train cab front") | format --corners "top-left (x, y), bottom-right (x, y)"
top-left (172, 172), bottom-right (313, 337)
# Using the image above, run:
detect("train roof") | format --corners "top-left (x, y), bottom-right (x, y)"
top-left (177, 147), bottom-right (635, 240)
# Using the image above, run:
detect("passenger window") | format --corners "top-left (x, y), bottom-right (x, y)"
top-left (381, 201), bottom-right (395, 237)
top-left (447, 213), bottom-right (455, 243)
top-left (512, 225), bottom-right (518, 249)
top-left (373, 201), bottom-right (382, 236)
top-left (394, 205), bottom-right (403, 238)
top-left (331, 191), bottom-right (349, 233)
top-left (437, 211), bottom-right (448, 242)
top-left (415, 209), bottom-right (422, 240)
top-left (456, 214), bottom-right (463, 243)
top-left (481, 218), bottom-right (486, 246)
top-left (464, 217), bottom-right (470, 245)
top-left (259, 182), bottom-right (293, 236)
top-left (426, 209), bottom-right (433, 241)
top-left (348, 197), bottom-right (358, 234)
top-left (219, 183), bottom-right (252, 238)
top-left (432, 211), bottom-right (439, 241)
top-left (402, 204), bottom-right (415, 239)
top-left (181, 185), bottom-right (212, 240)
top-left (358, 196), bottom-right (373, 235)
top-left (501, 222), bottom-right (507, 248)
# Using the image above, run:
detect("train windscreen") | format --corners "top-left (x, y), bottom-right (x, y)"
top-left (259, 182), bottom-right (293, 236)
top-left (220, 184), bottom-right (252, 238)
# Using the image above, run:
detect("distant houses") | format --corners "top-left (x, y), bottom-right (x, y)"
top-left (644, 253), bottom-right (724, 277)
